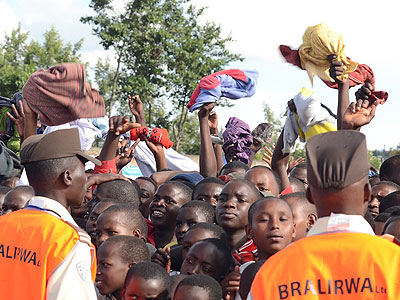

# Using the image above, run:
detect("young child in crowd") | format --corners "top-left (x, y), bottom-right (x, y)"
top-left (149, 181), bottom-right (192, 249)
top-left (216, 179), bottom-right (261, 264)
top-left (1, 185), bottom-right (34, 215)
top-left (93, 179), bottom-right (141, 208)
top-left (192, 177), bottom-right (225, 207)
top-left (289, 163), bottom-right (308, 189)
top-left (96, 203), bottom-right (148, 247)
top-left (244, 166), bottom-right (281, 196)
top-left (0, 186), bottom-right (11, 213)
top-left (368, 181), bottom-right (400, 218)
top-left (121, 262), bottom-right (171, 300)
top-left (173, 274), bottom-right (223, 300)
top-left (281, 192), bottom-right (317, 240)
top-left (96, 235), bottom-right (150, 300)
top-left (288, 177), bottom-right (306, 193)
top-left (175, 200), bottom-right (215, 244)
top-left (135, 176), bottom-right (158, 218)
top-left (180, 238), bottom-right (234, 283)
top-left (86, 198), bottom-right (119, 244)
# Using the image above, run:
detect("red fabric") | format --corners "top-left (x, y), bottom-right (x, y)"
top-left (218, 175), bottom-right (233, 184)
top-left (187, 69), bottom-right (248, 109)
top-left (233, 238), bottom-right (257, 264)
top-left (91, 158), bottom-right (117, 193)
top-left (146, 219), bottom-right (155, 247)
top-left (280, 185), bottom-right (294, 196)
top-left (130, 127), bottom-right (173, 149)
top-left (279, 45), bottom-right (388, 104)
top-left (22, 63), bottom-right (105, 126)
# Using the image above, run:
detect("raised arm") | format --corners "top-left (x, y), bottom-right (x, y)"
top-left (271, 128), bottom-right (291, 190)
top-left (198, 103), bottom-right (218, 177)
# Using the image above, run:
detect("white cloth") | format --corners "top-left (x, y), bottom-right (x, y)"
top-left (28, 197), bottom-right (97, 300)
top-left (133, 141), bottom-right (199, 177)
top-left (282, 108), bottom-right (299, 154)
top-left (44, 118), bottom-right (101, 151)
top-left (307, 213), bottom-right (375, 237)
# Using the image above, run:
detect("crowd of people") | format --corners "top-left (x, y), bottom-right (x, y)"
top-left (0, 23), bottom-right (400, 300)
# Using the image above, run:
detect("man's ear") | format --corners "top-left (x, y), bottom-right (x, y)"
top-left (364, 182), bottom-right (371, 204)
top-left (132, 229), bottom-right (143, 240)
top-left (306, 187), bottom-right (314, 204)
top-left (245, 224), bottom-right (253, 240)
top-left (128, 261), bottom-right (137, 269)
top-left (63, 169), bottom-right (73, 187)
top-left (291, 223), bottom-right (296, 241)
top-left (306, 214), bottom-right (317, 231)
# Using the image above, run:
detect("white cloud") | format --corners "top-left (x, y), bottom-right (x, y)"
top-left (0, 2), bottom-right (20, 40)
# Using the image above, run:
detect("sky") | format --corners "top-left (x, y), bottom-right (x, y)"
top-left (0, 0), bottom-right (399, 150)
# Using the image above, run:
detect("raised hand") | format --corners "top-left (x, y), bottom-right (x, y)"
top-left (128, 95), bottom-right (145, 126)
top-left (116, 140), bottom-right (139, 172)
top-left (287, 156), bottom-right (305, 174)
top-left (342, 99), bottom-right (378, 130)
top-left (208, 111), bottom-right (218, 133)
top-left (198, 102), bottom-right (216, 120)
top-left (6, 100), bottom-right (25, 138)
top-left (109, 115), bottom-right (141, 136)
top-left (329, 54), bottom-right (348, 84)
top-left (262, 144), bottom-right (275, 167)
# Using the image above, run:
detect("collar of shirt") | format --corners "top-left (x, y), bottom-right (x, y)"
top-left (27, 196), bottom-right (78, 227)
top-left (307, 213), bottom-right (375, 237)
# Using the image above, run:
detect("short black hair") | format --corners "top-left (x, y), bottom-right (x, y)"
top-left (192, 177), bottom-right (225, 199)
top-left (373, 180), bottom-right (400, 191)
top-left (163, 181), bottom-right (193, 203)
top-left (175, 274), bottom-right (222, 300)
top-left (100, 204), bottom-right (148, 238)
top-left (5, 185), bottom-right (34, 199)
top-left (192, 238), bottom-right (233, 279)
top-left (379, 191), bottom-right (400, 214)
top-left (219, 161), bottom-right (250, 175)
top-left (380, 155), bottom-right (400, 184)
top-left (248, 197), bottom-right (293, 224)
top-left (187, 222), bottom-right (227, 242)
top-left (375, 212), bottom-right (391, 223)
top-left (96, 180), bottom-right (140, 208)
top-left (124, 262), bottom-right (171, 296)
top-left (288, 177), bottom-right (306, 192)
top-left (101, 235), bottom-right (150, 264)
top-left (281, 192), bottom-right (316, 217)
top-left (180, 201), bottom-right (215, 223)
top-left (136, 176), bottom-right (158, 191)
top-left (225, 179), bottom-right (261, 203)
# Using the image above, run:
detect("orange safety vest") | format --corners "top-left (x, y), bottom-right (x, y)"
top-left (0, 208), bottom-right (96, 299)
top-left (250, 232), bottom-right (400, 299)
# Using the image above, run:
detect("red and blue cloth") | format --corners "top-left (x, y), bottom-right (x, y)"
top-left (187, 69), bottom-right (259, 112)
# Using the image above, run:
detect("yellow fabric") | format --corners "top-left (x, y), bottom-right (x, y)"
top-left (299, 24), bottom-right (358, 85)
top-left (295, 113), bottom-right (337, 142)
top-left (163, 241), bottom-right (178, 250)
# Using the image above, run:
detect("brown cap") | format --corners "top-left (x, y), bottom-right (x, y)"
top-left (20, 128), bottom-right (101, 166)
top-left (306, 131), bottom-right (369, 189)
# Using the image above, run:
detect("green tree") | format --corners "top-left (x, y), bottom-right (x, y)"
top-left (0, 24), bottom-right (83, 97)
top-left (82, 0), bottom-right (241, 151)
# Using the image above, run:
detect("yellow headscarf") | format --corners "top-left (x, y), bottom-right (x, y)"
top-left (299, 24), bottom-right (358, 85)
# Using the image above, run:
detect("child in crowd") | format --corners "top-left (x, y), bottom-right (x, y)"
top-left (96, 235), bottom-right (150, 300)
top-left (288, 177), bottom-right (306, 193)
top-left (368, 181), bottom-right (400, 218)
top-left (180, 238), bottom-right (234, 283)
top-left (0, 185), bottom-right (11, 213)
top-left (281, 192), bottom-right (317, 240)
top-left (175, 200), bottom-right (215, 244)
top-left (86, 198), bottom-right (119, 244)
top-left (149, 181), bottom-right (192, 249)
top-left (173, 274), bottom-right (223, 300)
top-left (93, 179), bottom-right (141, 208)
top-left (192, 177), bottom-right (225, 207)
top-left (289, 163), bottom-right (308, 189)
top-left (1, 185), bottom-right (34, 215)
top-left (219, 161), bottom-right (249, 177)
top-left (216, 179), bottom-right (261, 263)
top-left (96, 203), bottom-right (148, 247)
top-left (244, 166), bottom-right (281, 196)
top-left (121, 262), bottom-right (171, 300)
top-left (135, 176), bottom-right (158, 218)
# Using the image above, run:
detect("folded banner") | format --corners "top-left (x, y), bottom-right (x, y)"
top-left (187, 69), bottom-right (259, 112)
top-left (22, 63), bottom-right (105, 126)
top-left (130, 127), bottom-right (173, 149)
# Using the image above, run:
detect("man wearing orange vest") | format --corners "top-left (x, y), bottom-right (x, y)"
top-left (0, 128), bottom-right (100, 299)
top-left (249, 131), bottom-right (400, 300)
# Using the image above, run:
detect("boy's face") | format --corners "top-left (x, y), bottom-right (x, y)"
top-left (369, 184), bottom-right (398, 218)
top-left (216, 181), bottom-right (258, 231)
top-left (174, 285), bottom-right (210, 300)
top-left (181, 228), bottom-right (217, 261)
top-left (290, 167), bottom-right (308, 189)
top-left (122, 275), bottom-right (169, 300)
top-left (86, 201), bottom-right (114, 244)
top-left (248, 199), bottom-right (295, 257)
top-left (244, 168), bottom-right (279, 196)
top-left (149, 183), bottom-right (188, 228)
top-left (2, 192), bottom-right (30, 215)
top-left (283, 196), bottom-right (308, 241)
top-left (193, 183), bottom-right (223, 207)
top-left (96, 243), bottom-right (131, 296)
top-left (175, 207), bottom-right (211, 244)
top-left (180, 241), bottom-right (225, 282)
top-left (136, 179), bottom-right (156, 218)
top-left (96, 211), bottom-right (135, 247)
